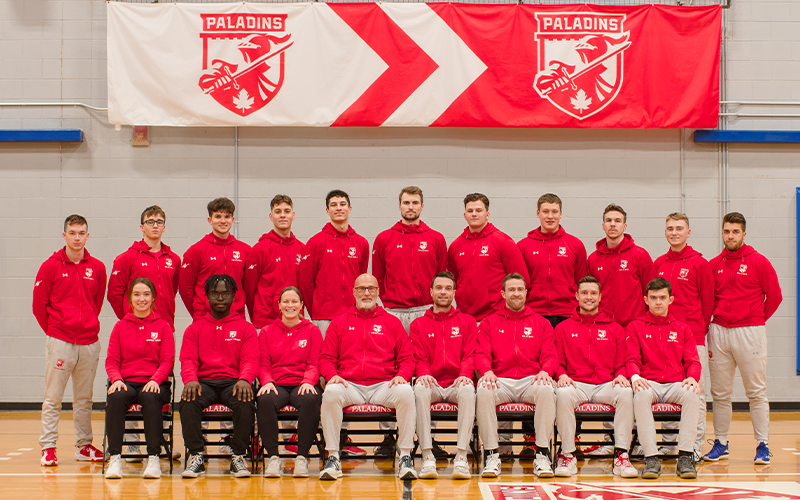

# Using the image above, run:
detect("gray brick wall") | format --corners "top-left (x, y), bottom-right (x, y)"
top-left (0, 0), bottom-right (797, 403)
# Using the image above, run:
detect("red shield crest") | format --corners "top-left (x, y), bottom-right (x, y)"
top-left (533, 13), bottom-right (631, 120)
top-left (199, 14), bottom-right (292, 116)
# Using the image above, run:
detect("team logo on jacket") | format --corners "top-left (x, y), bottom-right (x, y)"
top-left (55, 359), bottom-right (65, 370)
top-left (597, 329), bottom-right (607, 339)
top-left (738, 264), bottom-right (748, 275)
top-left (198, 14), bottom-right (292, 116)
top-left (679, 268), bottom-right (690, 280)
top-left (147, 332), bottom-right (161, 342)
top-left (232, 250), bottom-right (241, 261)
top-left (296, 254), bottom-right (301, 264)
top-left (558, 246), bottom-right (567, 257)
top-left (165, 258), bottom-right (173, 269)
top-left (84, 268), bottom-right (93, 279)
top-left (523, 327), bottom-right (533, 337)
top-left (348, 247), bottom-right (357, 258)
top-left (225, 331), bottom-right (240, 341)
top-left (371, 324), bottom-right (383, 335)
top-left (619, 260), bottom-right (628, 270)
top-left (480, 245), bottom-right (489, 255)
top-left (451, 327), bottom-right (460, 337)
top-left (419, 241), bottom-right (428, 251)
top-left (668, 331), bottom-right (678, 342)
top-left (533, 12), bottom-right (631, 120)
top-left (298, 339), bottom-right (307, 348)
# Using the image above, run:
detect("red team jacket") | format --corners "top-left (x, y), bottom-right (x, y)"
top-left (475, 306), bottom-right (558, 378)
top-left (33, 248), bottom-right (107, 345)
top-left (372, 221), bottom-right (447, 309)
top-left (654, 245), bottom-right (715, 345)
top-left (518, 226), bottom-right (588, 317)
top-left (258, 318), bottom-right (322, 387)
top-left (105, 312), bottom-right (174, 385)
top-left (588, 234), bottom-right (655, 327)
top-left (108, 240), bottom-right (181, 331)
top-left (709, 244), bottom-right (782, 328)
top-left (319, 306), bottom-right (415, 386)
top-left (447, 223), bottom-right (529, 322)
top-left (243, 231), bottom-right (305, 328)
top-left (179, 233), bottom-right (251, 321)
top-left (554, 309), bottom-right (626, 384)
top-left (179, 312), bottom-right (259, 383)
top-left (409, 307), bottom-right (478, 387)
top-left (626, 312), bottom-right (701, 383)
top-left (299, 223), bottom-right (369, 320)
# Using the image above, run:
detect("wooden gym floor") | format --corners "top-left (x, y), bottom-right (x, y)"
top-left (1, 411), bottom-right (799, 500)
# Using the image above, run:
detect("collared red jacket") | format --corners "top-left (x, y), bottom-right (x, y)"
top-left (554, 308), bottom-right (626, 384)
top-left (409, 307), bottom-right (478, 387)
top-left (626, 312), bottom-right (701, 383)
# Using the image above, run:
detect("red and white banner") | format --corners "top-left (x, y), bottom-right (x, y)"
top-left (107, 3), bottom-right (721, 128)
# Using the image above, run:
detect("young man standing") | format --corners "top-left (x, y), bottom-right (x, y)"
top-left (448, 193), bottom-right (528, 322)
top-left (410, 272), bottom-right (478, 480)
top-left (705, 212), bottom-right (782, 464)
top-left (243, 194), bottom-right (305, 329)
top-left (654, 213), bottom-right (714, 459)
top-left (180, 197), bottom-right (251, 322)
top-left (34, 215), bottom-right (107, 466)
top-left (627, 278), bottom-right (701, 480)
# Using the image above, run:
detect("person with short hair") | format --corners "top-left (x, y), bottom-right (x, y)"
top-left (104, 277), bottom-right (175, 480)
top-left (180, 275), bottom-right (258, 478)
top-left (410, 271), bottom-right (478, 480)
top-left (553, 276), bottom-right (635, 478)
top-left (34, 215), bottom-right (107, 466)
top-left (627, 277), bottom-right (701, 480)
top-left (705, 212), bottom-right (782, 464)
top-left (475, 273), bottom-right (557, 479)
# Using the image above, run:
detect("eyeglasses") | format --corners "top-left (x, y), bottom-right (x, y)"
top-left (143, 219), bottom-right (166, 227)
top-left (354, 286), bottom-right (378, 294)
top-left (209, 292), bottom-right (232, 300)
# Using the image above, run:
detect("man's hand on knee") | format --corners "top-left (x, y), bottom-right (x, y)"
top-left (681, 377), bottom-right (701, 395)
top-left (182, 381), bottom-right (201, 401)
top-left (415, 375), bottom-right (437, 389)
top-left (389, 376), bottom-right (407, 388)
top-left (232, 380), bottom-right (253, 402)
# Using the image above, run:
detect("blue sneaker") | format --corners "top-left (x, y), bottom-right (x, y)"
top-left (703, 439), bottom-right (729, 461)
top-left (754, 442), bottom-right (772, 464)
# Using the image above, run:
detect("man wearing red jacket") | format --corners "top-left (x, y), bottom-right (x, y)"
top-left (410, 271), bottom-right (478, 480)
top-left (627, 277), bottom-right (701, 480)
top-left (654, 213), bottom-right (714, 460)
top-left (705, 212), bottom-right (782, 465)
top-left (33, 215), bottom-right (107, 466)
top-left (372, 186), bottom-right (447, 331)
top-left (448, 193), bottom-right (529, 322)
top-left (179, 197), bottom-right (251, 322)
top-left (180, 275), bottom-right (259, 478)
top-left (554, 276), bottom-right (635, 478)
top-left (475, 273), bottom-right (558, 479)
top-left (318, 274), bottom-right (417, 481)
top-left (108, 205), bottom-right (181, 331)
top-left (243, 194), bottom-right (305, 329)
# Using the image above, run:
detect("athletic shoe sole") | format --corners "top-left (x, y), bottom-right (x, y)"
top-left (419, 469), bottom-right (438, 479)
top-left (754, 458), bottom-right (770, 465)
top-left (678, 470), bottom-right (697, 479)
top-left (535, 470), bottom-right (554, 478)
top-left (641, 471), bottom-right (660, 479)
top-left (319, 470), bottom-right (342, 480)
top-left (398, 470), bottom-right (418, 480)
top-left (481, 470), bottom-right (500, 478)
top-left (613, 467), bottom-right (639, 478)
top-left (451, 470), bottom-right (471, 480)
top-left (232, 471), bottom-right (251, 478)
top-left (181, 471), bottom-right (204, 478)
top-left (703, 453), bottom-right (729, 462)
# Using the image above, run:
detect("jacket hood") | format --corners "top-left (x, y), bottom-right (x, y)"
top-left (570, 307), bottom-right (615, 325)
top-left (122, 311), bottom-right (162, 326)
top-left (497, 305), bottom-right (534, 320)
top-left (271, 317), bottom-right (312, 334)
top-left (423, 306), bottom-right (458, 321)
top-left (392, 221), bottom-right (430, 234)
top-left (200, 311), bottom-right (244, 325)
top-left (131, 239), bottom-right (172, 255)
top-left (53, 247), bottom-right (93, 264)
top-left (527, 226), bottom-right (566, 241)
top-left (202, 232), bottom-right (237, 246)
top-left (461, 222), bottom-right (498, 240)
top-left (594, 233), bottom-right (635, 254)
top-left (666, 244), bottom-right (703, 261)
top-left (322, 222), bottom-right (356, 237)
top-left (721, 243), bottom-right (755, 261)
top-left (259, 230), bottom-right (298, 245)
top-left (641, 311), bottom-right (675, 325)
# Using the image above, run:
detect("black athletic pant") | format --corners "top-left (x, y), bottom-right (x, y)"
top-left (105, 381), bottom-right (171, 456)
top-left (180, 379), bottom-right (255, 456)
top-left (256, 384), bottom-right (322, 457)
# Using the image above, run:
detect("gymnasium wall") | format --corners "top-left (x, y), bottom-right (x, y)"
top-left (0, 0), bottom-right (797, 404)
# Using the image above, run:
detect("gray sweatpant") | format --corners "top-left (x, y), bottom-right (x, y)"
top-left (708, 324), bottom-right (769, 442)
top-left (662, 344), bottom-right (707, 452)
top-left (476, 376), bottom-right (555, 451)
top-left (40, 337), bottom-right (101, 450)
top-left (556, 381), bottom-right (633, 454)
top-left (633, 381), bottom-right (700, 457)
top-left (414, 382), bottom-right (475, 452)
top-left (321, 381), bottom-right (416, 453)
top-left (385, 306), bottom-right (429, 334)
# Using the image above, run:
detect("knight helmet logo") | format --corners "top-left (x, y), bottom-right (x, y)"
top-left (55, 359), bottom-right (65, 369)
top-left (481, 245), bottom-right (489, 255)
top-left (151, 332), bottom-right (159, 340)
top-left (165, 258), bottom-right (173, 268)
top-left (349, 247), bottom-right (356, 257)
top-left (229, 331), bottom-right (237, 339)
top-left (233, 250), bottom-right (240, 260)
top-left (296, 254), bottom-right (302, 264)
top-left (739, 264), bottom-right (748, 274)
top-left (85, 268), bottom-right (93, 278)
top-left (669, 331), bottom-right (678, 341)
top-left (533, 13), bottom-right (631, 120)
top-left (679, 268), bottom-right (690, 280)
top-left (620, 259), bottom-right (628, 270)
top-left (523, 327), bottom-right (533, 337)
top-left (419, 241), bottom-right (428, 251)
top-left (298, 339), bottom-right (307, 348)
top-left (372, 324), bottom-right (382, 334)
top-left (558, 246), bottom-right (567, 256)
top-left (597, 330), bottom-right (606, 338)
top-left (451, 326), bottom-right (460, 336)
top-left (198, 14), bottom-right (293, 116)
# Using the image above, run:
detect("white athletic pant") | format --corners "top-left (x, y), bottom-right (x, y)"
top-left (662, 344), bottom-right (707, 452)
top-left (708, 324), bottom-right (769, 442)
top-left (476, 376), bottom-right (556, 451)
top-left (414, 382), bottom-right (475, 452)
top-left (321, 381), bottom-right (416, 454)
top-left (40, 337), bottom-right (101, 450)
top-left (312, 320), bottom-right (332, 338)
top-left (633, 381), bottom-right (700, 457)
top-left (556, 381), bottom-right (633, 454)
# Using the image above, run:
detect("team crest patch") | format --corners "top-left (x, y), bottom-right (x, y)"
top-left (419, 241), bottom-right (428, 251)
top-left (233, 250), bottom-right (240, 260)
top-left (165, 258), bottom-right (173, 268)
top-left (199, 14), bottom-right (293, 116)
top-left (558, 246), bottom-right (567, 256)
top-left (679, 268), bottom-right (690, 280)
top-left (597, 329), bottom-right (606, 339)
top-left (478, 482), bottom-right (800, 500)
top-left (55, 359), bottom-right (66, 370)
top-left (372, 324), bottom-right (383, 335)
top-left (668, 331), bottom-right (678, 342)
top-left (225, 330), bottom-right (240, 341)
top-left (84, 268), bottom-right (93, 278)
top-left (451, 327), bottom-right (460, 337)
top-left (739, 264), bottom-right (748, 274)
top-left (481, 245), bottom-right (489, 255)
top-left (296, 254), bottom-right (302, 264)
top-left (523, 327), bottom-right (533, 337)
top-left (298, 339), bottom-right (307, 348)
top-left (533, 13), bottom-right (631, 120)
top-left (619, 259), bottom-right (628, 270)
top-left (348, 247), bottom-right (357, 257)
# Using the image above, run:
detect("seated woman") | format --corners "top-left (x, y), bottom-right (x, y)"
top-left (105, 277), bottom-right (174, 479)
top-left (258, 286), bottom-right (323, 478)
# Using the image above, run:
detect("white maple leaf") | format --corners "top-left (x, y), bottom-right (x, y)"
top-left (232, 89), bottom-right (254, 111)
top-left (571, 89), bottom-right (592, 114)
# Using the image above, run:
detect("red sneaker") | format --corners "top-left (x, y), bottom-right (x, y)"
top-left (285, 433), bottom-right (299, 455)
top-left (41, 448), bottom-right (58, 466)
top-left (341, 437), bottom-right (366, 457)
top-left (75, 444), bottom-right (103, 462)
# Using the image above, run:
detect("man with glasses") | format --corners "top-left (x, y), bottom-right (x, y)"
top-left (318, 274), bottom-right (417, 481)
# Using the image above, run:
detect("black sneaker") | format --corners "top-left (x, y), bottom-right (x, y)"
top-left (230, 455), bottom-right (250, 477)
top-left (641, 456), bottom-right (661, 479)
top-left (431, 439), bottom-right (452, 459)
top-left (676, 454), bottom-right (697, 479)
top-left (182, 454), bottom-right (206, 478)
top-left (374, 435), bottom-right (395, 458)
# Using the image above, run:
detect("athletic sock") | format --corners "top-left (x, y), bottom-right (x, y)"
top-left (455, 449), bottom-right (467, 462)
top-left (328, 451), bottom-right (340, 460)
top-left (399, 448), bottom-right (411, 458)
top-left (423, 451), bottom-right (435, 462)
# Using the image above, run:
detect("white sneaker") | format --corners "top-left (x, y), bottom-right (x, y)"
top-left (554, 454), bottom-right (577, 477)
top-left (451, 457), bottom-right (471, 479)
top-left (398, 455), bottom-right (418, 480)
top-left (613, 452), bottom-right (638, 478)
top-left (588, 445), bottom-right (614, 456)
top-left (419, 458), bottom-right (438, 479)
top-left (293, 456), bottom-right (309, 478)
top-left (533, 452), bottom-right (554, 478)
top-left (105, 455), bottom-right (123, 479)
top-left (264, 456), bottom-right (282, 478)
top-left (124, 445), bottom-right (143, 463)
top-left (143, 455), bottom-right (161, 479)
top-left (481, 453), bottom-right (501, 478)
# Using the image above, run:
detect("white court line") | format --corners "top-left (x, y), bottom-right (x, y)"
top-left (6, 453), bottom-right (22, 456)
top-left (793, 452), bottom-right (800, 455)
top-left (0, 472), bottom-right (798, 477)
top-left (783, 448), bottom-right (797, 451)
top-left (0, 458), bottom-right (10, 461)
top-left (18, 448), bottom-right (33, 451)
